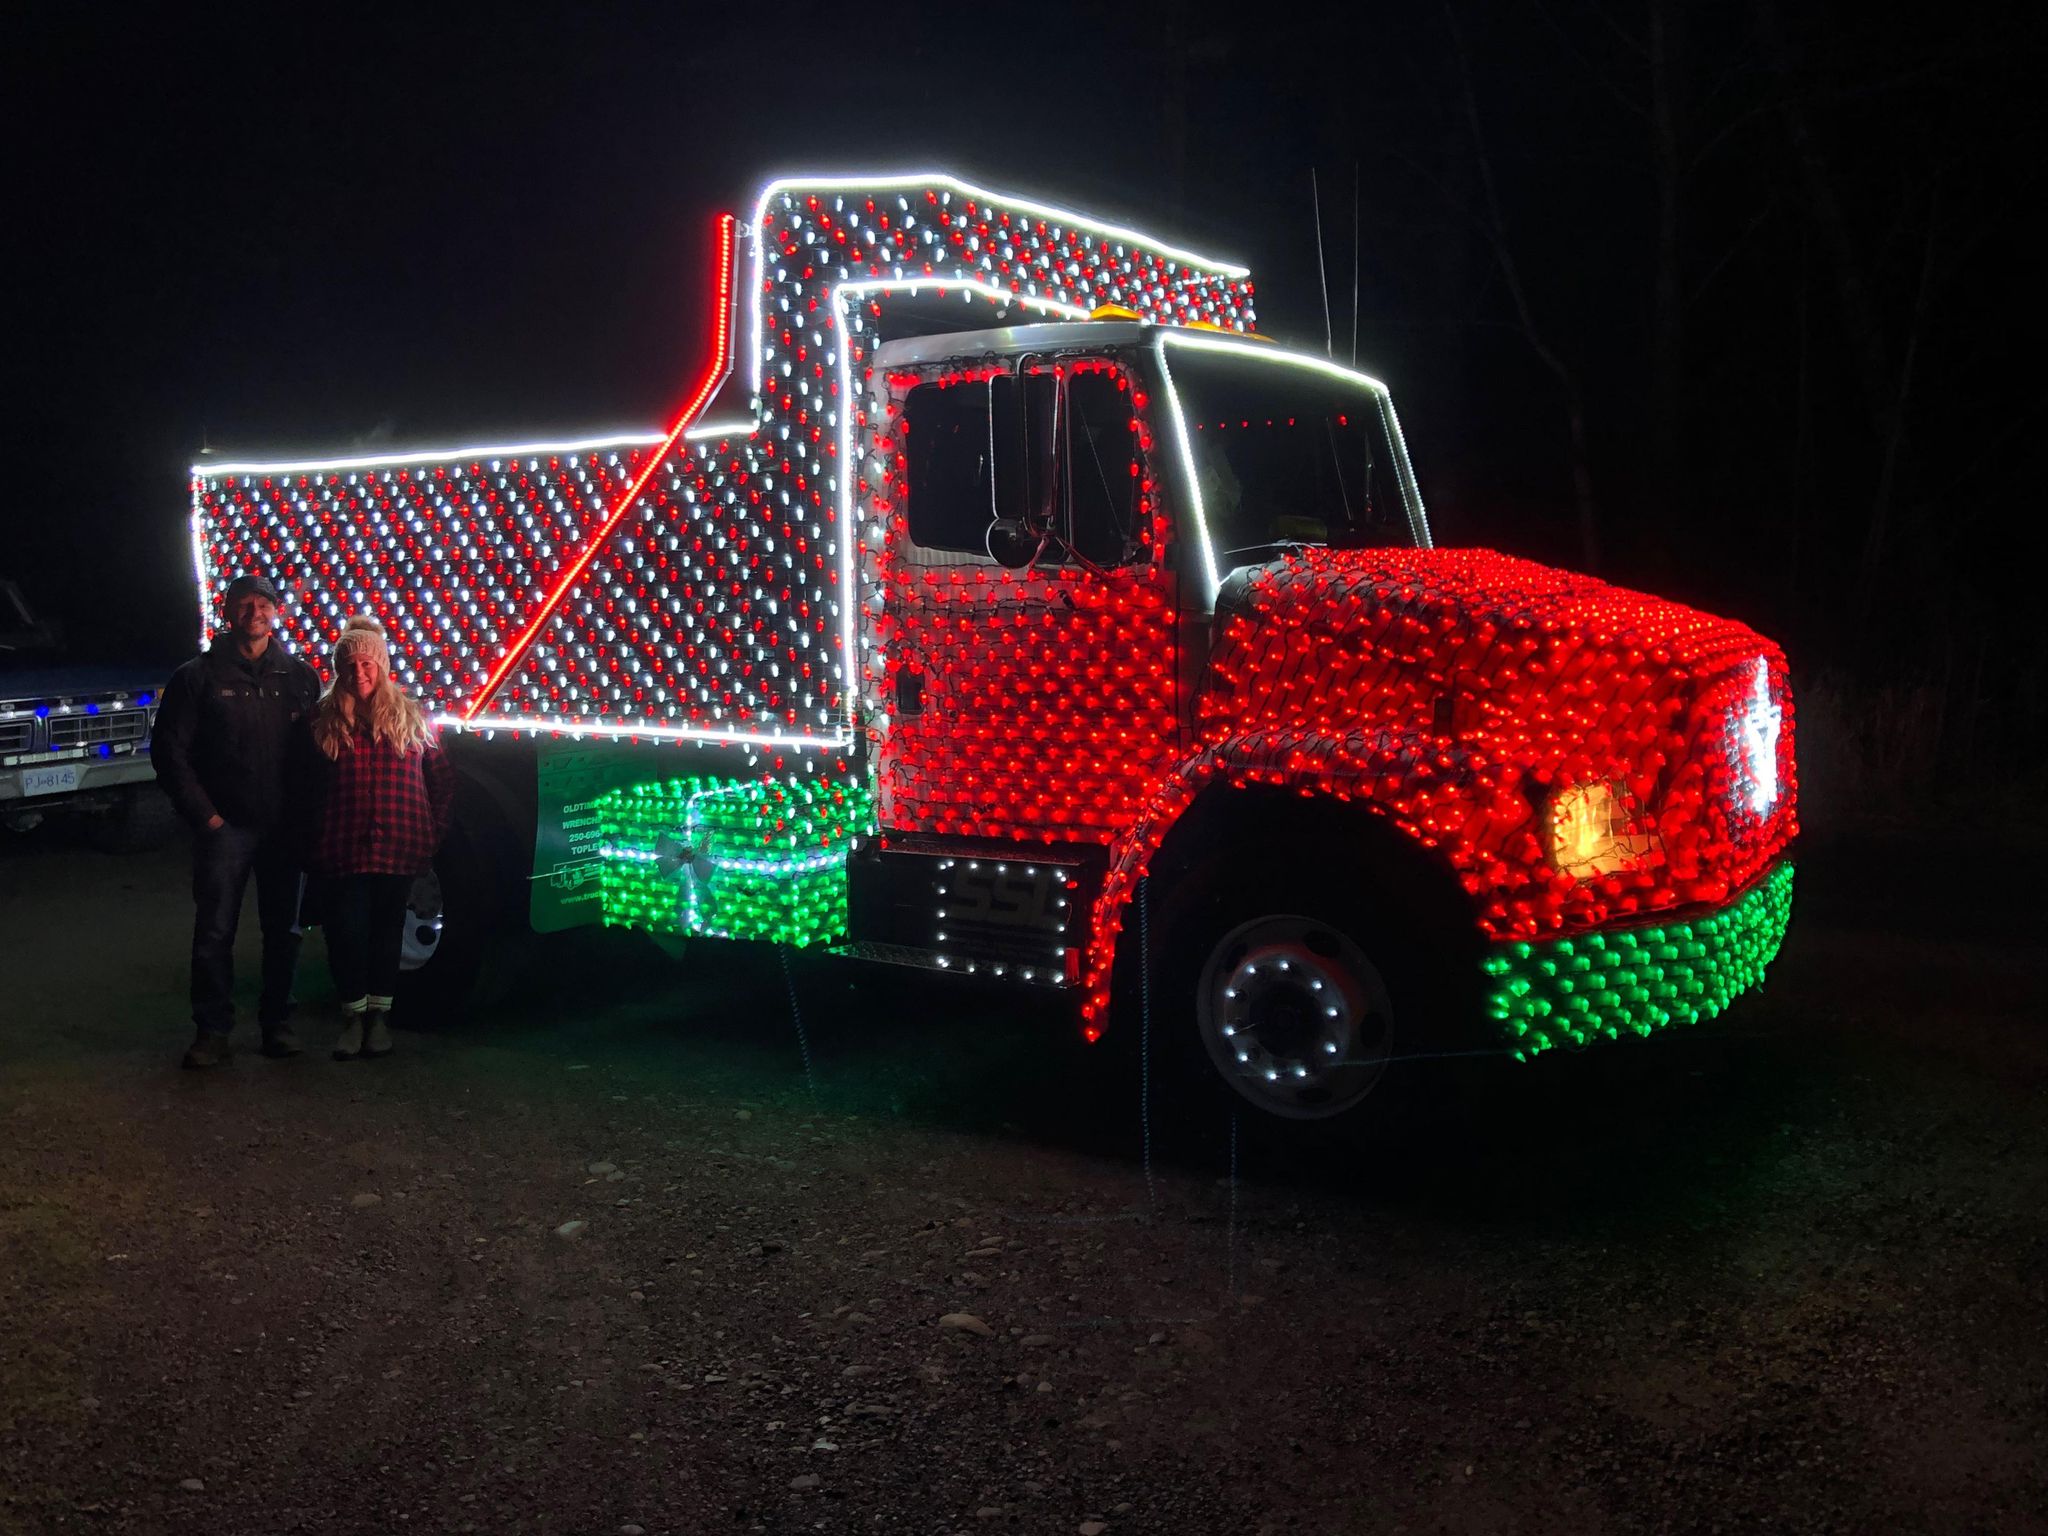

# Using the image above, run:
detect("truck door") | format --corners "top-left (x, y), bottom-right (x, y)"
top-left (874, 356), bottom-right (1181, 845)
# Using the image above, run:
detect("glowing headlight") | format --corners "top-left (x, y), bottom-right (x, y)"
top-left (1549, 780), bottom-right (1655, 879)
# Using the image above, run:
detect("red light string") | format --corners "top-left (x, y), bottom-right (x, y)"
top-left (463, 212), bottom-right (739, 721)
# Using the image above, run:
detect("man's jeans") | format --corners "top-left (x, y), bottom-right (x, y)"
top-left (190, 823), bottom-right (303, 1033)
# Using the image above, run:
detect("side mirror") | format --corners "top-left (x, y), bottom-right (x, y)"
top-left (985, 518), bottom-right (1038, 569)
top-left (986, 371), bottom-right (1058, 569)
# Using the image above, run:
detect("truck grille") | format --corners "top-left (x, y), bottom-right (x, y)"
top-left (0, 717), bottom-right (33, 754)
top-left (50, 709), bottom-right (148, 749)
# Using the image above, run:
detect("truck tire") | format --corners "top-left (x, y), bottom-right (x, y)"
top-left (1144, 860), bottom-right (1470, 1151)
top-left (394, 820), bottom-right (503, 1024)
top-left (1190, 903), bottom-right (1399, 1122)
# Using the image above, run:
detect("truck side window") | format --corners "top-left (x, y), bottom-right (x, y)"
top-left (903, 375), bottom-right (1056, 558)
top-left (1063, 367), bottom-right (1140, 566)
top-left (904, 377), bottom-right (999, 555)
top-left (901, 365), bottom-right (1141, 569)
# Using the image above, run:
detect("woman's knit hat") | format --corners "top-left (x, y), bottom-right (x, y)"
top-left (332, 613), bottom-right (391, 675)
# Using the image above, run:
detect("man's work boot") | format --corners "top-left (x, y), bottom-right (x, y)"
top-left (260, 1022), bottom-right (303, 1058)
top-left (362, 1008), bottom-right (394, 1059)
top-left (181, 1030), bottom-right (232, 1070)
top-left (333, 1010), bottom-right (366, 1061)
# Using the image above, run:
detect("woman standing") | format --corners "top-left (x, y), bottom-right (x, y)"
top-left (307, 615), bottom-right (453, 1059)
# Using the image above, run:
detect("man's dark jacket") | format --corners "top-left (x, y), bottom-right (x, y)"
top-left (152, 638), bottom-right (322, 831)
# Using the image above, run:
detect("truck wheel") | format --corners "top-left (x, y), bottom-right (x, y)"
top-left (397, 866), bottom-right (446, 973)
top-left (1192, 910), bottom-right (1397, 1120)
top-left (394, 824), bottom-right (502, 1024)
top-left (1141, 857), bottom-right (1465, 1150)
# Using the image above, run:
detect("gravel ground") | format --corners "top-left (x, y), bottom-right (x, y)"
top-left (2, 815), bottom-right (2043, 1535)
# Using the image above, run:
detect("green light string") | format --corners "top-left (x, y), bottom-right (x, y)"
top-left (1481, 862), bottom-right (1795, 1060)
top-left (596, 772), bottom-right (876, 947)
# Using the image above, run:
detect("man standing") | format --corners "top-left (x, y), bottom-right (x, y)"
top-left (152, 574), bottom-right (323, 1068)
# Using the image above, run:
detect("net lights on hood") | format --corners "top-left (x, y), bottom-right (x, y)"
top-left (1076, 548), bottom-right (1798, 1035)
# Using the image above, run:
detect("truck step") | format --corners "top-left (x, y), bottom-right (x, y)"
top-left (827, 940), bottom-right (1071, 987)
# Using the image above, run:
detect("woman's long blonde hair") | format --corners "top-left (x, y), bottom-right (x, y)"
top-left (313, 614), bottom-right (431, 760)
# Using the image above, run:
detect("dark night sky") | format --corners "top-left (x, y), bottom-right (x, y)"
top-left (12, 0), bottom-right (2045, 792)
top-left (11, 4), bottom-right (1286, 659)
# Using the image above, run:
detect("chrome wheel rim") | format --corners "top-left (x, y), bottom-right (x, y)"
top-left (1194, 913), bottom-right (1393, 1120)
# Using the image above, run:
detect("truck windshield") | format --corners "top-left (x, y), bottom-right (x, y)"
top-left (1162, 343), bottom-right (1425, 570)
top-left (0, 580), bottom-right (56, 656)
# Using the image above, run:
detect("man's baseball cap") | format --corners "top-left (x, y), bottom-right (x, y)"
top-left (222, 573), bottom-right (282, 605)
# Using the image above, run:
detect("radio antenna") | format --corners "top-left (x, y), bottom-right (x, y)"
top-left (1311, 169), bottom-right (1335, 360)
top-left (1350, 161), bottom-right (1361, 368)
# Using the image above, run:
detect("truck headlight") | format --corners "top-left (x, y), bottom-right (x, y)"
top-left (1548, 779), bottom-right (1656, 879)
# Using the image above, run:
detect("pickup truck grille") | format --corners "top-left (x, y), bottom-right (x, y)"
top-left (50, 710), bottom-right (148, 749)
top-left (0, 718), bottom-right (32, 754)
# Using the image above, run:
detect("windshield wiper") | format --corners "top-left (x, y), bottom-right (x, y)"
top-left (1217, 539), bottom-right (1319, 563)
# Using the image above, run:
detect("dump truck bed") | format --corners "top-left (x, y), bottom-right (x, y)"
top-left (189, 176), bottom-right (1259, 747)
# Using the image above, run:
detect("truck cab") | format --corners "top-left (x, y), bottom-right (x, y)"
top-left (855, 320), bottom-right (1428, 839)
top-left (844, 318), bottom-right (1795, 1123)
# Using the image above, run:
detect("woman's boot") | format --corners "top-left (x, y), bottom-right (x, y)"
top-left (363, 996), bottom-right (394, 1058)
top-left (333, 1000), bottom-right (367, 1060)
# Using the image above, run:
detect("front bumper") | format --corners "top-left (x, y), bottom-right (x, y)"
top-left (1481, 861), bottom-right (1794, 1060)
top-left (0, 755), bottom-right (157, 806)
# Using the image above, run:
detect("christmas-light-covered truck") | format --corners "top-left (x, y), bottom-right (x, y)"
top-left (188, 172), bottom-right (1797, 1127)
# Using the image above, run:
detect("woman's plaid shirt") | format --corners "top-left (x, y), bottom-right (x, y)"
top-left (309, 728), bottom-right (455, 877)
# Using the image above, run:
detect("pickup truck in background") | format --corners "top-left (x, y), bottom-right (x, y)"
top-left (187, 172), bottom-right (1798, 1134)
top-left (1, 578), bottom-right (164, 844)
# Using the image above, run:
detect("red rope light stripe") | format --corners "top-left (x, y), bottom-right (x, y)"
top-left (462, 212), bottom-right (739, 721)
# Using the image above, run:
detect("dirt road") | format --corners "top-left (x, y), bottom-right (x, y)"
top-left (3, 821), bottom-right (2043, 1535)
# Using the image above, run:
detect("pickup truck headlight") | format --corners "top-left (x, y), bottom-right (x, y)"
top-left (1548, 779), bottom-right (1656, 879)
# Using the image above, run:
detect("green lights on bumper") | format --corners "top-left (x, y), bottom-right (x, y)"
top-left (596, 774), bottom-right (875, 947)
top-left (1482, 862), bottom-right (1794, 1060)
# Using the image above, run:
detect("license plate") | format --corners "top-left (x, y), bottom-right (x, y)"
top-left (22, 763), bottom-right (81, 797)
